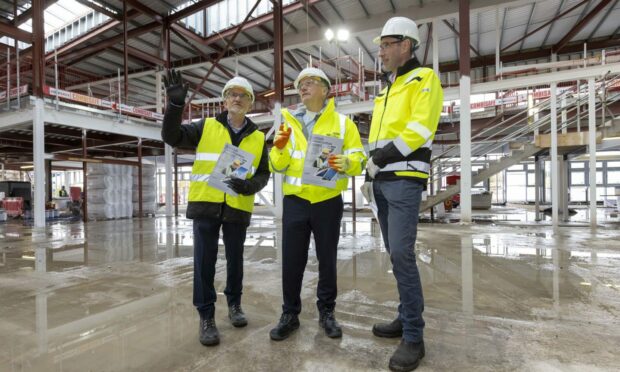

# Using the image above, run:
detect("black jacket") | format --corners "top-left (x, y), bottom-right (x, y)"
top-left (161, 102), bottom-right (270, 225)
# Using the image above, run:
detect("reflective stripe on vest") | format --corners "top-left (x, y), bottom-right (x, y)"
top-left (190, 174), bottom-right (210, 182)
top-left (381, 160), bottom-right (430, 173)
top-left (285, 175), bottom-right (302, 186)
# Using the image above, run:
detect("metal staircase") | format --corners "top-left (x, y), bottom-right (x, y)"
top-left (421, 73), bottom-right (620, 212)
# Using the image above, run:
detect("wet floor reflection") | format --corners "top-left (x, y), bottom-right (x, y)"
top-left (1, 216), bottom-right (619, 371)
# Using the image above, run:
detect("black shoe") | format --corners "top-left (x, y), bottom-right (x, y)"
top-left (269, 313), bottom-right (300, 341)
top-left (199, 317), bottom-right (220, 346)
top-left (388, 339), bottom-right (425, 372)
top-left (228, 304), bottom-right (248, 328)
top-left (372, 318), bottom-right (403, 338)
top-left (319, 310), bottom-right (342, 338)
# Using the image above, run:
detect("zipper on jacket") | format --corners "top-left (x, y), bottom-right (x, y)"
top-left (373, 79), bottom-right (392, 152)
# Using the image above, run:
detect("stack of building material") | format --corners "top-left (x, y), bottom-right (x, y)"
top-left (87, 164), bottom-right (133, 219)
top-left (133, 163), bottom-right (157, 216)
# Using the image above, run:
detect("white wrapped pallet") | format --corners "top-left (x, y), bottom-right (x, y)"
top-left (132, 163), bottom-right (157, 216)
top-left (87, 164), bottom-right (134, 220)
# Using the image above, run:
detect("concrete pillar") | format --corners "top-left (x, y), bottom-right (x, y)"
top-left (432, 18), bottom-right (439, 75)
top-left (550, 83), bottom-right (559, 230)
top-left (588, 77), bottom-right (597, 227)
top-left (495, 6), bottom-right (501, 77)
top-left (33, 98), bottom-right (45, 228)
top-left (534, 155), bottom-right (541, 221)
top-left (458, 0), bottom-right (472, 223)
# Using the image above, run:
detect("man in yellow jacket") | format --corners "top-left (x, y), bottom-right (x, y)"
top-left (161, 71), bottom-right (270, 347)
top-left (366, 17), bottom-right (443, 372)
top-left (269, 67), bottom-right (366, 341)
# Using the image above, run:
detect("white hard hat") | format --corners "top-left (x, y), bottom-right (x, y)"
top-left (222, 76), bottom-right (254, 102)
top-left (294, 67), bottom-right (331, 90)
top-left (373, 17), bottom-right (420, 46)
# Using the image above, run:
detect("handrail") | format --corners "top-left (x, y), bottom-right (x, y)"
top-left (428, 73), bottom-right (620, 186)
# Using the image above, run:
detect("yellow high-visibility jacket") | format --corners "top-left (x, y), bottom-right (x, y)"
top-left (368, 58), bottom-right (443, 183)
top-left (269, 98), bottom-right (366, 203)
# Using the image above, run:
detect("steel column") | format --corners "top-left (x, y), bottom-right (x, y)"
top-left (588, 77), bottom-right (597, 227)
top-left (32, 0), bottom-right (45, 97)
top-left (432, 18), bottom-right (439, 74)
top-left (123, 0), bottom-right (129, 103)
top-left (550, 83), bottom-right (559, 230)
top-left (138, 137), bottom-right (143, 218)
top-left (33, 98), bottom-right (46, 227)
top-left (82, 129), bottom-right (88, 222)
top-left (459, 0), bottom-right (472, 223)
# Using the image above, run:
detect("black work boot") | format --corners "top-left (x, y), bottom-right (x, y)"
top-left (372, 318), bottom-right (403, 338)
top-left (269, 313), bottom-right (300, 341)
top-left (388, 339), bottom-right (425, 372)
top-left (228, 304), bottom-right (248, 328)
top-left (319, 310), bottom-right (342, 338)
top-left (199, 317), bottom-right (220, 346)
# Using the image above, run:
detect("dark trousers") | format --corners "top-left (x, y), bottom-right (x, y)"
top-left (281, 195), bottom-right (343, 315)
top-left (373, 179), bottom-right (425, 343)
top-left (193, 217), bottom-right (247, 319)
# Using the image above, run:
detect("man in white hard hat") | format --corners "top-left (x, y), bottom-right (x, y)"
top-left (268, 67), bottom-right (366, 340)
top-left (366, 16), bottom-right (444, 372)
top-left (161, 71), bottom-right (270, 347)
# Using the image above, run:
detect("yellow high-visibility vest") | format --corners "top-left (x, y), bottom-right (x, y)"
top-left (189, 118), bottom-right (264, 212)
top-left (269, 98), bottom-right (366, 203)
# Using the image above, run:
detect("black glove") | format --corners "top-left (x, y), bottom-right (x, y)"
top-left (163, 69), bottom-right (189, 106)
top-left (224, 178), bottom-right (253, 195)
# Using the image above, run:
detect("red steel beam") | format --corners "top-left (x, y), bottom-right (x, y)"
top-left (502, 0), bottom-right (588, 52)
top-left (109, 46), bottom-right (166, 66)
top-left (274, 0), bottom-right (284, 102)
top-left (201, 0), bottom-right (322, 45)
top-left (443, 19), bottom-right (481, 58)
top-left (57, 21), bottom-right (160, 64)
top-left (167, 0), bottom-right (221, 23)
top-left (46, 9), bottom-right (140, 61)
top-left (553, 0), bottom-right (613, 53)
top-left (13, 0), bottom-right (57, 26)
top-left (125, 0), bottom-right (164, 23)
top-left (185, 0), bottom-right (264, 104)
top-left (0, 21), bottom-right (32, 43)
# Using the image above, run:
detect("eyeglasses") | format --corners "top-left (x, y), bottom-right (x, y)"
top-left (379, 40), bottom-right (404, 50)
top-left (298, 78), bottom-right (324, 90)
top-left (226, 91), bottom-right (251, 100)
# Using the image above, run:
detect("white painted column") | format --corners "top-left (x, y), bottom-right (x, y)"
top-left (459, 76), bottom-right (472, 223)
top-left (156, 71), bottom-right (173, 218)
top-left (432, 18), bottom-right (439, 75)
top-left (588, 77), bottom-right (597, 227)
top-left (550, 83), bottom-right (559, 230)
top-left (534, 156), bottom-right (541, 221)
top-left (272, 103), bottom-right (283, 219)
top-left (33, 98), bottom-right (46, 228)
top-left (561, 96), bottom-right (567, 134)
top-left (495, 7), bottom-right (501, 76)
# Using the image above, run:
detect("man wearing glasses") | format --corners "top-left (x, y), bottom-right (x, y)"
top-left (269, 67), bottom-right (366, 341)
top-left (366, 17), bottom-right (444, 372)
top-left (161, 72), bottom-right (270, 346)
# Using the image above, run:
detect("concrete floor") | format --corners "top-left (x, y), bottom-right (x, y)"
top-left (1, 213), bottom-right (619, 371)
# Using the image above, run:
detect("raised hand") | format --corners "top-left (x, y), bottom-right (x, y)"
top-left (163, 69), bottom-right (189, 106)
